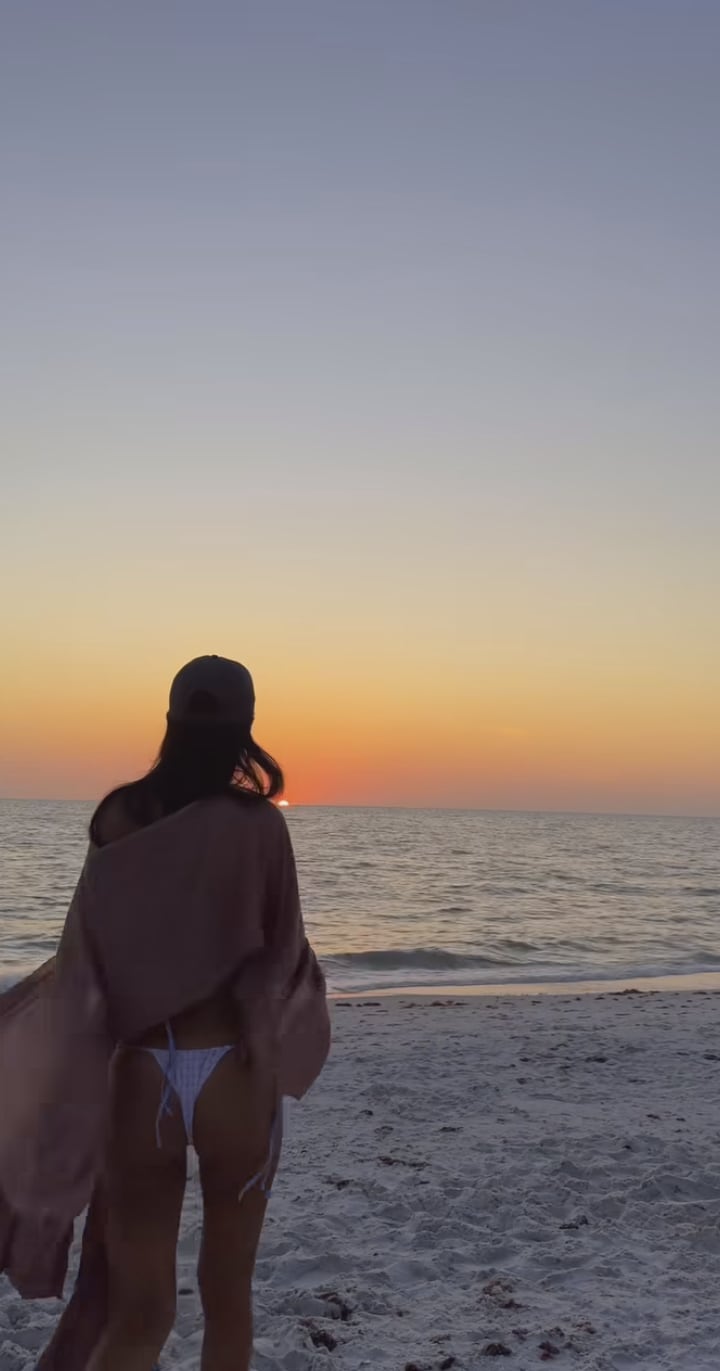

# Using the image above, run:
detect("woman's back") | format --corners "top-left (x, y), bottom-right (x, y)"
top-left (81, 793), bottom-right (298, 1052)
top-left (92, 790), bottom-right (266, 1050)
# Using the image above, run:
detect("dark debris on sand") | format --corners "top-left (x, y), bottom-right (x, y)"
top-left (306, 1324), bottom-right (338, 1351)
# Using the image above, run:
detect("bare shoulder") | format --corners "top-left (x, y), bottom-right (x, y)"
top-left (92, 787), bottom-right (146, 846)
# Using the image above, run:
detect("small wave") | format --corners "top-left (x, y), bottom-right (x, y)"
top-left (687, 947), bottom-right (720, 964)
top-left (321, 941), bottom-right (720, 994)
top-left (498, 938), bottom-right (539, 954)
top-left (324, 947), bottom-right (521, 973)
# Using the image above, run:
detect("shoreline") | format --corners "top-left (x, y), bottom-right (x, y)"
top-left (330, 968), bottom-right (720, 1000)
top-left (3, 968), bottom-right (720, 1003)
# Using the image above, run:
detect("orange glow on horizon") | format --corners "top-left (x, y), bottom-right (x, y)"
top-left (1, 663), bottom-right (718, 816)
top-left (1, 565), bottom-right (719, 816)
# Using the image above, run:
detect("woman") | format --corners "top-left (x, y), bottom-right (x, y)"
top-left (0, 655), bottom-right (329, 1371)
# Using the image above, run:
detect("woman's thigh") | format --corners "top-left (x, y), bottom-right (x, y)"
top-left (193, 1052), bottom-right (277, 1300)
top-left (103, 1050), bottom-right (187, 1314)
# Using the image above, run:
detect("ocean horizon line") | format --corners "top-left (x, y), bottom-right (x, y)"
top-left (1, 796), bottom-right (719, 822)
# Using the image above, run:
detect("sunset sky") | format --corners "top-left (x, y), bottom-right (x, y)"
top-left (2, 2), bottom-right (719, 814)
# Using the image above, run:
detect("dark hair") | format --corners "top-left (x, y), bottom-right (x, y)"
top-left (90, 696), bottom-right (284, 846)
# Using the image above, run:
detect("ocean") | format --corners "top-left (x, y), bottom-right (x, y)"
top-left (1, 799), bottom-right (719, 994)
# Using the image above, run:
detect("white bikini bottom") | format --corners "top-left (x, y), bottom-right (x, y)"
top-left (145, 1041), bottom-right (233, 1146)
top-left (144, 1026), bottom-right (282, 1200)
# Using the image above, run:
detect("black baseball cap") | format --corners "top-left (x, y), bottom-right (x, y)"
top-left (167, 655), bottom-right (255, 726)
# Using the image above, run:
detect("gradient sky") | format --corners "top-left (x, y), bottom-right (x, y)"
top-left (1, 1), bottom-right (719, 813)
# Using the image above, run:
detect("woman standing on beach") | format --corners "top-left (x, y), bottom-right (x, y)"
top-left (0, 655), bottom-right (329, 1371)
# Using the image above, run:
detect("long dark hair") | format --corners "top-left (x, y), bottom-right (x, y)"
top-left (90, 696), bottom-right (283, 846)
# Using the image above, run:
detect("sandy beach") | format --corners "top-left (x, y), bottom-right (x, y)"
top-left (2, 989), bottom-right (719, 1370)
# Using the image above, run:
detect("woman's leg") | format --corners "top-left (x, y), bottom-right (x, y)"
top-left (193, 1051), bottom-right (277, 1371)
top-left (36, 1184), bottom-right (109, 1371)
top-left (87, 1049), bottom-right (187, 1371)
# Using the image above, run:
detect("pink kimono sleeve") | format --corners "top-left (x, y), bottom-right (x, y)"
top-left (234, 815), bottom-right (330, 1099)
